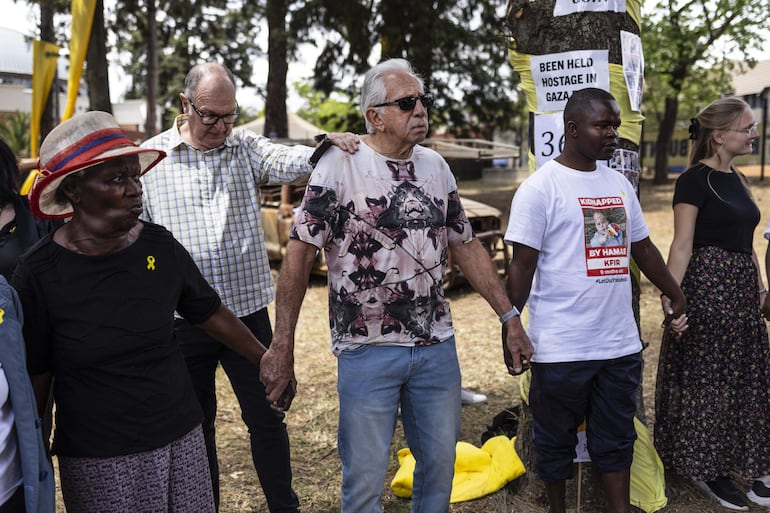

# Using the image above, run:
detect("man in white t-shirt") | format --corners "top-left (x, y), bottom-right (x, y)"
top-left (504, 87), bottom-right (686, 513)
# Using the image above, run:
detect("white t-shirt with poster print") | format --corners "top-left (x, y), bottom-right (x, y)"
top-left (504, 159), bottom-right (648, 363)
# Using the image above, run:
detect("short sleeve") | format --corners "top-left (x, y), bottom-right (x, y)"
top-left (290, 183), bottom-right (340, 250)
top-left (173, 238), bottom-right (222, 324)
top-left (504, 179), bottom-right (547, 251)
top-left (673, 169), bottom-right (706, 209)
top-left (447, 191), bottom-right (474, 247)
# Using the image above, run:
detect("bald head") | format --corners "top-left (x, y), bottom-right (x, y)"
top-left (180, 62), bottom-right (239, 150)
top-left (184, 62), bottom-right (237, 99)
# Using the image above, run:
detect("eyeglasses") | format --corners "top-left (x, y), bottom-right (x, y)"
top-left (729, 122), bottom-right (758, 136)
top-left (188, 99), bottom-right (240, 125)
top-left (373, 94), bottom-right (435, 111)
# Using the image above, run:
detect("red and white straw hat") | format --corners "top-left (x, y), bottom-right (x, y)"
top-left (29, 111), bottom-right (166, 219)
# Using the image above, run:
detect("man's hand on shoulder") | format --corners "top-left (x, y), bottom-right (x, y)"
top-left (325, 133), bottom-right (360, 154)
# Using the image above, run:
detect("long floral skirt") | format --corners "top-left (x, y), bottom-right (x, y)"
top-left (58, 425), bottom-right (215, 513)
top-left (654, 245), bottom-right (770, 481)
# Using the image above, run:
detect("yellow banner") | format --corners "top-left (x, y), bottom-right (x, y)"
top-left (30, 40), bottom-right (60, 158)
top-left (62, 0), bottom-right (97, 120)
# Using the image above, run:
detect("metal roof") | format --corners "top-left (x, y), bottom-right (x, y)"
top-left (0, 27), bottom-right (35, 75)
top-left (0, 27), bottom-right (67, 78)
top-left (731, 59), bottom-right (770, 97)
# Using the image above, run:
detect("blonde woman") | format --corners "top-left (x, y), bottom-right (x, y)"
top-left (655, 97), bottom-right (770, 510)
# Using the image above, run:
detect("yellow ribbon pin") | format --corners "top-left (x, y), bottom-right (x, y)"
top-left (0, 308), bottom-right (4, 324)
top-left (147, 256), bottom-right (156, 270)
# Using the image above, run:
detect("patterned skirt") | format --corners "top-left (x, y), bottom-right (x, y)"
top-left (654, 246), bottom-right (770, 481)
top-left (58, 425), bottom-right (215, 513)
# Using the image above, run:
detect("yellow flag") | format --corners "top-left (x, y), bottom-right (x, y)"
top-left (30, 40), bottom-right (60, 159)
top-left (62, 0), bottom-right (97, 121)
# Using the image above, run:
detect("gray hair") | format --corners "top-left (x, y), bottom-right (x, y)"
top-left (361, 59), bottom-right (424, 134)
top-left (184, 62), bottom-right (237, 98)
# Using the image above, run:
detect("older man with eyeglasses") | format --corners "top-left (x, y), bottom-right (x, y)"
top-left (260, 58), bottom-right (532, 513)
top-left (139, 61), bottom-right (359, 513)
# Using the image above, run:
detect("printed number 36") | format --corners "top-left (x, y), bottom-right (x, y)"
top-left (540, 131), bottom-right (565, 157)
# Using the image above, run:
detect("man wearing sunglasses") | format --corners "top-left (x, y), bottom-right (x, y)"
top-left (261, 58), bottom-right (531, 513)
top-left (139, 62), bottom-right (359, 513)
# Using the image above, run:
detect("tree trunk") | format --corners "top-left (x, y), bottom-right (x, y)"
top-left (86, 0), bottom-right (112, 113)
top-left (39, 0), bottom-right (57, 140)
top-left (505, 0), bottom-right (646, 509)
top-left (145, 0), bottom-right (158, 137)
top-left (653, 95), bottom-right (679, 184)
top-left (264, 0), bottom-right (289, 139)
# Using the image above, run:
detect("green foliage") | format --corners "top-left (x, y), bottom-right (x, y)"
top-left (641, 0), bottom-right (768, 126)
top-left (0, 111), bottom-right (31, 158)
top-left (304, 0), bottom-right (525, 139)
top-left (641, 0), bottom-right (769, 181)
top-left (110, 0), bottom-right (263, 128)
top-left (294, 82), bottom-right (365, 133)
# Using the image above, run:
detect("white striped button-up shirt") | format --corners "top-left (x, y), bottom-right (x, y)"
top-left (140, 121), bottom-right (314, 317)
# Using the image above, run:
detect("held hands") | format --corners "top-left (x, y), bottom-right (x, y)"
top-left (660, 294), bottom-right (688, 338)
top-left (501, 319), bottom-right (534, 376)
top-left (260, 345), bottom-right (297, 411)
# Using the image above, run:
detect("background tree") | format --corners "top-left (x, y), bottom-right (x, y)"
top-left (294, 82), bottom-right (364, 133)
top-left (0, 111), bottom-right (32, 157)
top-left (86, 0), bottom-right (111, 113)
top-left (111, 0), bottom-right (261, 128)
top-left (36, 0), bottom-right (67, 139)
top-left (264, 0), bottom-right (288, 138)
top-left (303, 0), bottom-right (524, 138)
top-left (144, 0), bottom-right (158, 137)
top-left (643, 0), bottom-right (770, 184)
top-left (503, 0), bottom-right (646, 507)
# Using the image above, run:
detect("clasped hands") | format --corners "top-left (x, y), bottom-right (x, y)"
top-left (660, 294), bottom-right (688, 338)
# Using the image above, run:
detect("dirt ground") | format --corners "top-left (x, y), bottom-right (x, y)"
top-left (217, 167), bottom-right (770, 513)
top-left (49, 166), bottom-right (770, 512)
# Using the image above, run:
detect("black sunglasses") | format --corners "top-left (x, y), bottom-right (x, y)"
top-left (188, 99), bottom-right (240, 125)
top-left (373, 94), bottom-right (435, 111)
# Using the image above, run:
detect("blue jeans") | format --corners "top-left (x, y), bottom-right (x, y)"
top-left (337, 338), bottom-right (461, 513)
top-left (174, 309), bottom-right (299, 513)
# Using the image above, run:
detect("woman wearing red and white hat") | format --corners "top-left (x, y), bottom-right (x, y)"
top-left (11, 111), bottom-right (283, 512)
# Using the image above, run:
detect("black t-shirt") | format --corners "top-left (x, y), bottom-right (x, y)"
top-left (0, 221), bottom-right (24, 281)
top-left (0, 194), bottom-right (57, 281)
top-left (11, 222), bottom-right (221, 457)
top-left (673, 163), bottom-right (760, 254)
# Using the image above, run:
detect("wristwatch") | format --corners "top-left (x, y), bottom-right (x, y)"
top-left (309, 134), bottom-right (332, 167)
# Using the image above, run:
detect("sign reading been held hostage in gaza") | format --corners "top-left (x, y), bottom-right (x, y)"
top-left (530, 50), bottom-right (610, 168)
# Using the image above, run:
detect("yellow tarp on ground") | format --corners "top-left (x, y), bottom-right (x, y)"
top-left (391, 435), bottom-right (525, 503)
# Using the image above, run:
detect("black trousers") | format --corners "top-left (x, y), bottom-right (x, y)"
top-left (174, 308), bottom-right (299, 513)
top-left (0, 486), bottom-right (25, 513)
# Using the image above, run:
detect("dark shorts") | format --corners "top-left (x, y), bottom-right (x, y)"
top-left (529, 352), bottom-right (641, 482)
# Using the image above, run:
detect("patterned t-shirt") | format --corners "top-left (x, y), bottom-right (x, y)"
top-left (291, 141), bottom-right (473, 354)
